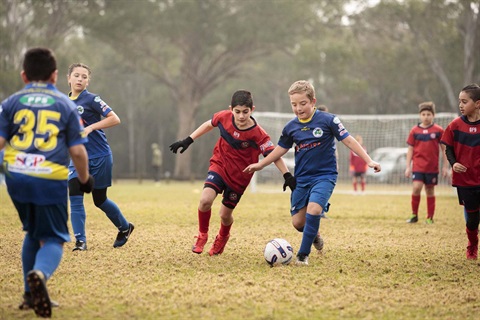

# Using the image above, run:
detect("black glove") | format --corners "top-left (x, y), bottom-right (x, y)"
top-left (283, 172), bottom-right (296, 191)
top-left (79, 175), bottom-right (94, 193)
top-left (169, 137), bottom-right (194, 154)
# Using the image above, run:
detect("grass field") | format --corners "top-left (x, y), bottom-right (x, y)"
top-left (0, 181), bottom-right (478, 319)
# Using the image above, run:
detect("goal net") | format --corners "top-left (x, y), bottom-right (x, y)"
top-left (250, 112), bottom-right (458, 193)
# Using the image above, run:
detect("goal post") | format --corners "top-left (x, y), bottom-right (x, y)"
top-left (250, 112), bottom-right (458, 193)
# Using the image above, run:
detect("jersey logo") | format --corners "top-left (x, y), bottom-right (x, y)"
top-left (233, 131), bottom-right (240, 138)
top-left (241, 141), bottom-right (250, 149)
top-left (20, 94), bottom-right (55, 107)
top-left (430, 133), bottom-right (436, 139)
top-left (470, 127), bottom-right (477, 133)
top-left (333, 117), bottom-right (341, 124)
top-left (77, 106), bottom-right (84, 114)
top-left (313, 128), bottom-right (323, 138)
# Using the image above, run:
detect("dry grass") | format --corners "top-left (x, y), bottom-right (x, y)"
top-left (0, 181), bottom-right (479, 319)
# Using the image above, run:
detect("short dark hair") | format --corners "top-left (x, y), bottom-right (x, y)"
top-left (461, 83), bottom-right (480, 102)
top-left (418, 101), bottom-right (435, 114)
top-left (22, 47), bottom-right (57, 81)
top-left (231, 90), bottom-right (253, 109)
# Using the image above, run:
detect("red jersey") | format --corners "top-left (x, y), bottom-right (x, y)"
top-left (209, 110), bottom-right (275, 193)
top-left (349, 146), bottom-right (367, 173)
top-left (441, 116), bottom-right (480, 187)
top-left (406, 123), bottom-right (444, 173)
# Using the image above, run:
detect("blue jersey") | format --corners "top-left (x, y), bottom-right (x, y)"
top-left (69, 90), bottom-right (112, 159)
top-left (278, 110), bottom-right (349, 185)
top-left (0, 83), bottom-right (87, 205)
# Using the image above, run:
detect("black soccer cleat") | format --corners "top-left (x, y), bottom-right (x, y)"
top-left (72, 240), bottom-right (87, 251)
top-left (113, 223), bottom-right (135, 248)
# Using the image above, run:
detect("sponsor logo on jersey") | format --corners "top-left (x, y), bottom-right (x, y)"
top-left (259, 140), bottom-right (274, 152)
top-left (301, 126), bottom-right (310, 131)
top-left (20, 94), bottom-right (55, 107)
top-left (339, 129), bottom-right (348, 136)
top-left (313, 128), bottom-right (323, 138)
top-left (9, 153), bottom-right (51, 174)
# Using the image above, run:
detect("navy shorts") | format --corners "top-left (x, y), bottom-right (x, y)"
top-left (204, 171), bottom-right (243, 209)
top-left (69, 154), bottom-right (113, 189)
top-left (12, 200), bottom-right (70, 243)
top-left (412, 172), bottom-right (438, 185)
top-left (290, 178), bottom-right (336, 216)
top-left (456, 187), bottom-right (480, 212)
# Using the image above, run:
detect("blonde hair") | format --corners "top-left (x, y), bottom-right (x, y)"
top-left (288, 80), bottom-right (315, 102)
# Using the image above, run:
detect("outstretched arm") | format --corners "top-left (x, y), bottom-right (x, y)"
top-left (244, 146), bottom-right (289, 173)
top-left (169, 120), bottom-right (214, 154)
top-left (341, 136), bottom-right (381, 173)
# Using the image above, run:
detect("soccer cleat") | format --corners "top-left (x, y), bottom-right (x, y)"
top-left (313, 234), bottom-right (324, 252)
top-left (208, 234), bottom-right (230, 256)
top-left (295, 253), bottom-right (309, 265)
top-left (113, 223), bottom-right (135, 248)
top-left (192, 232), bottom-right (208, 254)
top-left (26, 270), bottom-right (52, 318)
top-left (19, 292), bottom-right (59, 310)
top-left (406, 215), bottom-right (418, 223)
top-left (425, 218), bottom-right (434, 225)
top-left (466, 244), bottom-right (478, 260)
top-left (72, 240), bottom-right (87, 251)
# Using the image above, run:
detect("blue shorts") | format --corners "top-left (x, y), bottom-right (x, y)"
top-left (204, 171), bottom-right (243, 209)
top-left (12, 200), bottom-right (70, 243)
top-left (69, 154), bottom-right (113, 189)
top-left (290, 178), bottom-right (336, 216)
top-left (412, 172), bottom-right (438, 185)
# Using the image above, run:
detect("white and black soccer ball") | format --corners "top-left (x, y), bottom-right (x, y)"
top-left (264, 238), bottom-right (293, 266)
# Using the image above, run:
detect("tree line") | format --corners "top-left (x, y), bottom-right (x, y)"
top-left (1, 0), bottom-right (478, 179)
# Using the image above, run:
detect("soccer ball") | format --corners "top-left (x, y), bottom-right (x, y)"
top-left (264, 238), bottom-right (294, 266)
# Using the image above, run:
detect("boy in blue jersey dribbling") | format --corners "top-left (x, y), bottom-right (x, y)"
top-left (245, 80), bottom-right (381, 265)
top-left (67, 63), bottom-right (134, 251)
top-left (0, 47), bottom-right (93, 317)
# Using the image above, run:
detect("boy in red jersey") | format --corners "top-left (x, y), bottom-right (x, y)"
top-left (350, 135), bottom-right (368, 194)
top-left (169, 90), bottom-right (293, 256)
top-left (405, 101), bottom-right (449, 224)
top-left (441, 84), bottom-right (480, 260)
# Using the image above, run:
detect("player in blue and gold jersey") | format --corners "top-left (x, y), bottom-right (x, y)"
top-left (0, 47), bottom-right (93, 318)
top-left (66, 63), bottom-right (134, 251)
top-left (245, 80), bottom-right (381, 265)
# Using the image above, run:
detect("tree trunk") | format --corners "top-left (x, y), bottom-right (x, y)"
top-left (173, 95), bottom-right (199, 179)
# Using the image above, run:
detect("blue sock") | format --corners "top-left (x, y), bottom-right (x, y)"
top-left (34, 241), bottom-right (63, 280)
top-left (298, 213), bottom-right (321, 256)
top-left (99, 199), bottom-right (129, 230)
top-left (22, 234), bottom-right (40, 292)
top-left (70, 195), bottom-right (86, 242)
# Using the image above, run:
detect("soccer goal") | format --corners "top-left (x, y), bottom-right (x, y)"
top-left (250, 112), bottom-right (458, 193)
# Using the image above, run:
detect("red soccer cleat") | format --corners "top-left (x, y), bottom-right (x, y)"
top-left (208, 234), bottom-right (230, 256)
top-left (192, 232), bottom-right (208, 254)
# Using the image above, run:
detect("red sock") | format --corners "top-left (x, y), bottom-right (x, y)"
top-left (427, 196), bottom-right (435, 219)
top-left (198, 209), bottom-right (211, 233)
top-left (411, 195), bottom-right (421, 214)
top-left (219, 222), bottom-right (232, 237)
